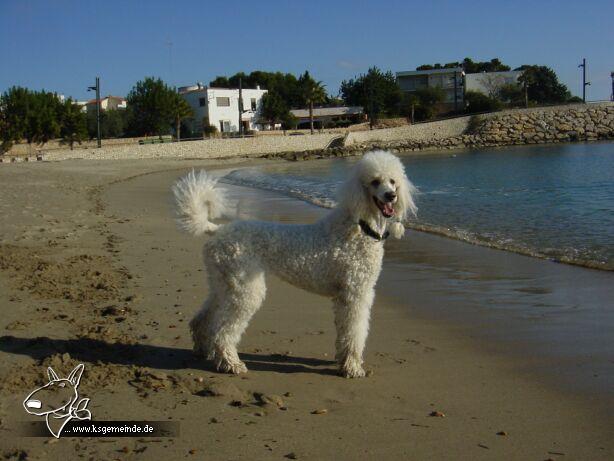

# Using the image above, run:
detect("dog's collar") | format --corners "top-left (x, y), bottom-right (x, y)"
top-left (358, 219), bottom-right (389, 241)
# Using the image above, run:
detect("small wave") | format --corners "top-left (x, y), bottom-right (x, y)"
top-left (222, 169), bottom-right (338, 209)
top-left (406, 222), bottom-right (613, 271)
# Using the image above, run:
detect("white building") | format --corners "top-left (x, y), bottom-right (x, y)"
top-left (179, 84), bottom-right (268, 134)
top-left (84, 95), bottom-right (127, 112)
top-left (465, 71), bottom-right (523, 97)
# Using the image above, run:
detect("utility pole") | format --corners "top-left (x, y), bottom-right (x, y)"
top-left (578, 58), bottom-right (590, 103)
top-left (238, 77), bottom-right (243, 136)
top-left (453, 70), bottom-right (458, 112)
top-left (368, 83), bottom-right (374, 130)
top-left (610, 72), bottom-right (614, 101)
top-left (87, 77), bottom-right (101, 148)
top-left (165, 40), bottom-right (173, 85)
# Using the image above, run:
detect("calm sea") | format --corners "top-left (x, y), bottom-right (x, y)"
top-left (221, 141), bottom-right (614, 271)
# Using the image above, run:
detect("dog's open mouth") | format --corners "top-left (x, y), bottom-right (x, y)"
top-left (373, 197), bottom-right (395, 218)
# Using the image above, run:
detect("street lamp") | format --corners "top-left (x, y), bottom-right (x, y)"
top-left (578, 59), bottom-right (590, 103)
top-left (87, 77), bottom-right (101, 148)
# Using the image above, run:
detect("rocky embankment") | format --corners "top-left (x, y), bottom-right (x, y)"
top-left (266, 103), bottom-right (614, 161)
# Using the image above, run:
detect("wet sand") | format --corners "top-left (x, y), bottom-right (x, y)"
top-left (0, 158), bottom-right (612, 460)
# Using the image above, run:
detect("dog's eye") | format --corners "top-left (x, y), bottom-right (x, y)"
top-left (371, 179), bottom-right (380, 187)
top-left (390, 179), bottom-right (396, 185)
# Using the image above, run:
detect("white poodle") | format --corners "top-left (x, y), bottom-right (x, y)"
top-left (172, 151), bottom-right (417, 378)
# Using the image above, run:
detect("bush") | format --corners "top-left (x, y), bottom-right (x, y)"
top-left (281, 112), bottom-right (298, 130)
top-left (402, 88), bottom-right (445, 121)
top-left (203, 124), bottom-right (218, 138)
top-left (498, 84), bottom-right (524, 107)
top-left (464, 91), bottom-right (502, 113)
top-left (465, 115), bottom-right (483, 134)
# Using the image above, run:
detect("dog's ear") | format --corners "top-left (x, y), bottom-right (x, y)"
top-left (337, 166), bottom-right (370, 220)
top-left (47, 367), bottom-right (59, 382)
top-left (395, 171), bottom-right (417, 221)
top-left (67, 364), bottom-right (85, 387)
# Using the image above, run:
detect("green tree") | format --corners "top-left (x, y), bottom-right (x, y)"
top-left (26, 91), bottom-right (62, 145)
top-left (498, 83), bottom-right (525, 107)
top-left (87, 109), bottom-right (129, 139)
top-left (416, 58), bottom-right (510, 73)
top-left (126, 77), bottom-right (177, 137)
top-left (515, 65), bottom-right (572, 104)
top-left (104, 109), bottom-right (128, 138)
top-left (464, 90), bottom-right (502, 114)
top-left (413, 87), bottom-right (446, 120)
top-left (340, 67), bottom-right (402, 127)
top-left (260, 92), bottom-right (290, 129)
top-left (60, 99), bottom-right (87, 150)
top-left (298, 71), bottom-right (327, 134)
top-left (211, 71), bottom-right (304, 109)
top-left (169, 94), bottom-right (193, 142)
top-left (281, 112), bottom-right (298, 130)
top-left (0, 87), bottom-right (30, 151)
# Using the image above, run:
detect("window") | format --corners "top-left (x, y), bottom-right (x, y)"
top-left (199, 97), bottom-right (207, 107)
top-left (216, 97), bottom-right (230, 107)
top-left (251, 98), bottom-right (257, 111)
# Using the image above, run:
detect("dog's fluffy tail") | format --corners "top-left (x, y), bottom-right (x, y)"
top-left (172, 170), bottom-right (226, 236)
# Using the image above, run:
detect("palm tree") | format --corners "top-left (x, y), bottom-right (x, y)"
top-left (171, 94), bottom-right (193, 142)
top-left (299, 71), bottom-right (327, 134)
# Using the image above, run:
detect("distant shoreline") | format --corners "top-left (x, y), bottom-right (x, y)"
top-left (2, 102), bottom-right (612, 164)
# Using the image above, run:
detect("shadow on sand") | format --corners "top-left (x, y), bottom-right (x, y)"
top-left (0, 335), bottom-right (338, 376)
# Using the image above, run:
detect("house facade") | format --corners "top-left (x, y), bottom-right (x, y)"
top-left (290, 106), bottom-right (365, 129)
top-left (396, 67), bottom-right (464, 111)
top-left (179, 84), bottom-right (268, 134)
top-left (84, 95), bottom-right (127, 112)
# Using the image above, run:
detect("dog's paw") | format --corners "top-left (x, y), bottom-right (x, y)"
top-left (339, 360), bottom-right (366, 378)
top-left (215, 356), bottom-right (248, 375)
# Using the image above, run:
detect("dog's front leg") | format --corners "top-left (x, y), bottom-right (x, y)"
top-left (333, 288), bottom-right (375, 378)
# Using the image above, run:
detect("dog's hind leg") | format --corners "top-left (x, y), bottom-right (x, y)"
top-left (208, 270), bottom-right (266, 374)
top-left (190, 294), bottom-right (216, 359)
top-left (333, 287), bottom-right (375, 378)
top-left (190, 267), bottom-right (223, 359)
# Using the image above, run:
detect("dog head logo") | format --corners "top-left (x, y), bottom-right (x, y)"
top-left (23, 363), bottom-right (92, 438)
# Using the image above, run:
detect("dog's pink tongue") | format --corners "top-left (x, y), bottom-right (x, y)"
top-left (384, 203), bottom-right (395, 216)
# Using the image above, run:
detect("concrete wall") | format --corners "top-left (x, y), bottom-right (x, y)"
top-left (41, 132), bottom-right (339, 161)
top-left (346, 116), bottom-right (470, 145)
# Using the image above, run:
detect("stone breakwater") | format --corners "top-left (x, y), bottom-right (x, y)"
top-left (266, 103), bottom-right (614, 161)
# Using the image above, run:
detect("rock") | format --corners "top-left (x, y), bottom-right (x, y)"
top-left (254, 393), bottom-right (285, 408)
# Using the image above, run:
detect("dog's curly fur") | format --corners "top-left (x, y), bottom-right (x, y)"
top-left (173, 151), bottom-right (417, 377)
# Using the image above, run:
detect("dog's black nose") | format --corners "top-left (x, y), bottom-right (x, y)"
top-left (384, 192), bottom-right (397, 202)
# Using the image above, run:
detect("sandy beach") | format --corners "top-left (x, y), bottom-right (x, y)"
top-left (0, 156), bottom-right (613, 460)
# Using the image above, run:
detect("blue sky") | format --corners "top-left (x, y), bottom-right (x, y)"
top-left (1, 0), bottom-right (612, 101)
